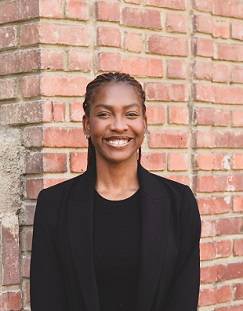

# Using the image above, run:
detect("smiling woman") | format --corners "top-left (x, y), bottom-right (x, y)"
top-left (30, 72), bottom-right (201, 311)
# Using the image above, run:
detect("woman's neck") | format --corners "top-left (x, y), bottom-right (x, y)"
top-left (95, 158), bottom-right (139, 194)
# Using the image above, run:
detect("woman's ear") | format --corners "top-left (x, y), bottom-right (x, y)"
top-left (82, 115), bottom-right (90, 137)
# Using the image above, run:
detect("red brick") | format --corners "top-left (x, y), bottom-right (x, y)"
top-left (201, 264), bottom-right (225, 284)
top-left (25, 179), bottom-right (43, 199)
top-left (215, 86), bottom-right (243, 105)
top-left (165, 13), bottom-right (187, 33)
top-left (96, 1), bottom-right (120, 22)
top-left (43, 178), bottom-right (66, 188)
top-left (1, 215), bottom-right (20, 285)
top-left (194, 15), bottom-right (213, 34)
top-left (198, 196), bottom-right (231, 215)
top-left (39, 0), bottom-right (64, 18)
top-left (0, 291), bottom-right (22, 311)
top-left (195, 174), bottom-right (243, 192)
top-left (168, 153), bottom-right (188, 171)
top-left (216, 240), bottom-right (232, 258)
top-left (22, 126), bottom-right (43, 148)
top-left (194, 61), bottom-right (212, 81)
top-left (97, 52), bottom-right (122, 72)
top-left (193, 0), bottom-right (212, 12)
top-left (213, 63), bottom-right (230, 83)
top-left (43, 153), bottom-right (67, 172)
top-left (122, 7), bottom-right (161, 30)
top-left (168, 106), bottom-right (188, 124)
top-left (20, 75), bottom-right (40, 98)
top-left (199, 286), bottom-right (232, 306)
top-left (68, 49), bottom-right (91, 72)
top-left (145, 0), bottom-right (186, 10)
top-left (124, 0), bottom-right (143, 3)
top-left (233, 239), bottom-right (243, 256)
top-left (141, 152), bottom-right (166, 171)
top-left (234, 284), bottom-right (243, 300)
top-left (146, 83), bottom-right (188, 101)
top-left (166, 175), bottom-right (189, 185)
top-left (0, 26), bottom-right (17, 49)
top-left (213, 0), bottom-right (243, 19)
top-left (193, 84), bottom-right (214, 102)
top-left (232, 20), bottom-right (243, 41)
top-left (193, 152), bottom-right (231, 171)
top-left (232, 65), bottom-right (243, 83)
top-left (40, 49), bottom-right (65, 71)
top-left (148, 130), bottom-right (188, 148)
top-left (19, 22), bottom-right (39, 46)
top-left (201, 219), bottom-right (216, 237)
top-left (217, 43), bottom-right (243, 62)
top-left (50, 102), bottom-right (65, 122)
top-left (167, 59), bottom-right (187, 79)
top-left (97, 26), bottom-right (121, 47)
top-left (122, 56), bottom-right (163, 78)
top-left (0, 78), bottom-right (17, 100)
top-left (232, 154), bottom-right (243, 169)
top-left (70, 152), bottom-right (87, 173)
top-left (40, 74), bottom-right (89, 97)
top-left (20, 227), bottom-right (33, 252)
top-left (39, 23), bottom-right (90, 46)
top-left (213, 19), bottom-right (230, 39)
top-left (70, 102), bottom-right (84, 121)
top-left (124, 32), bottom-right (143, 53)
top-left (194, 37), bottom-right (214, 57)
top-left (146, 105), bottom-right (165, 125)
top-left (25, 152), bottom-right (42, 174)
top-left (193, 130), bottom-right (243, 148)
top-left (65, 0), bottom-right (89, 20)
top-left (233, 196), bottom-right (243, 212)
top-left (0, 0), bottom-right (38, 24)
top-left (0, 49), bottom-right (40, 75)
top-left (222, 263), bottom-right (243, 281)
top-left (0, 101), bottom-right (44, 125)
top-left (43, 127), bottom-right (87, 148)
top-left (148, 34), bottom-right (188, 56)
top-left (194, 107), bottom-right (230, 127)
top-left (232, 110), bottom-right (243, 127)
top-left (200, 242), bottom-right (216, 260)
top-left (216, 218), bottom-right (243, 236)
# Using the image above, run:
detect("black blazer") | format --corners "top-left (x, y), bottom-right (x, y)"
top-left (30, 162), bottom-right (201, 311)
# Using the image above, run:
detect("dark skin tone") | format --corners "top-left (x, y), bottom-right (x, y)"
top-left (83, 82), bottom-right (147, 200)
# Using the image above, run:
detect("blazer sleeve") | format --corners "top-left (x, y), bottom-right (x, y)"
top-left (30, 189), bottom-right (67, 311)
top-left (164, 185), bottom-right (201, 311)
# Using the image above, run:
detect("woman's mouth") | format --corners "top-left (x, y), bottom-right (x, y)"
top-left (103, 137), bottom-right (132, 147)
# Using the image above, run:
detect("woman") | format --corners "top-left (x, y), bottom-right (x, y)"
top-left (30, 72), bottom-right (201, 311)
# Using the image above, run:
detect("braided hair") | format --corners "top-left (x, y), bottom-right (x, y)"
top-left (82, 72), bottom-right (146, 173)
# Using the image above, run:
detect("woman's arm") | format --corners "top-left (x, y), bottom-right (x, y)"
top-left (164, 185), bottom-right (201, 311)
top-left (30, 189), bottom-right (67, 311)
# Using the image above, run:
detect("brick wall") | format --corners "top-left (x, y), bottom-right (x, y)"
top-left (0, 0), bottom-right (243, 310)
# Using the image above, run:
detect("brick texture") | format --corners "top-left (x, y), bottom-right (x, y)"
top-left (0, 0), bottom-right (243, 310)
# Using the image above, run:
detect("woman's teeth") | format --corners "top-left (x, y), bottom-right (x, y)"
top-left (104, 139), bottom-right (130, 146)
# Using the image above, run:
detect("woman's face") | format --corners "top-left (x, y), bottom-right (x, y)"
top-left (83, 82), bottom-right (147, 165)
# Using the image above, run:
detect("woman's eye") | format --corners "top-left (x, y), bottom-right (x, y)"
top-left (127, 112), bottom-right (139, 117)
top-left (97, 112), bottom-right (110, 118)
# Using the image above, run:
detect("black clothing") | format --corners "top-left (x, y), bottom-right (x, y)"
top-left (94, 189), bottom-right (140, 311)
top-left (30, 162), bottom-right (201, 311)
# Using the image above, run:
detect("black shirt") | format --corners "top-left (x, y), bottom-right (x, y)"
top-left (94, 188), bottom-right (141, 311)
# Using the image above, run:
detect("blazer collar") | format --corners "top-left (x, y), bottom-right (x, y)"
top-left (67, 162), bottom-right (170, 311)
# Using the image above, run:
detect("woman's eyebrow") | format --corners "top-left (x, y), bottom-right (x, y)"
top-left (94, 103), bottom-right (140, 110)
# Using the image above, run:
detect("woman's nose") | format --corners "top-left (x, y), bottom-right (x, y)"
top-left (110, 117), bottom-right (128, 131)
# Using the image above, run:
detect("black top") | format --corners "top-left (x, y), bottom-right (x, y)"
top-left (94, 188), bottom-right (141, 311)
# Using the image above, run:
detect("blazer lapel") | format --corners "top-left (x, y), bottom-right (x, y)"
top-left (136, 163), bottom-right (170, 311)
top-left (67, 162), bottom-right (170, 311)
top-left (67, 166), bottom-right (100, 311)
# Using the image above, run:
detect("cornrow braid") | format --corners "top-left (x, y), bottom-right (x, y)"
top-left (83, 72), bottom-right (146, 172)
